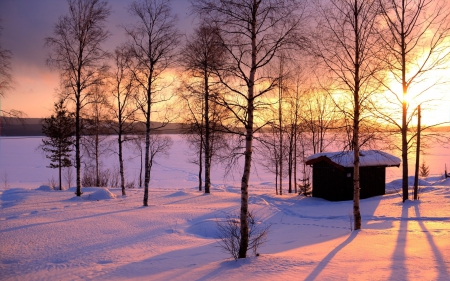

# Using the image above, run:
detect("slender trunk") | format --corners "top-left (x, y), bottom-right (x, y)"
top-left (239, 102), bottom-right (252, 259)
top-left (353, 93), bottom-right (361, 230)
top-left (353, 0), bottom-right (361, 230)
top-left (275, 159), bottom-right (278, 195)
top-left (293, 92), bottom-right (299, 194)
top-left (95, 128), bottom-right (99, 187)
top-left (413, 104), bottom-right (421, 200)
top-left (278, 80), bottom-right (283, 196)
top-left (288, 124), bottom-right (294, 193)
top-left (204, 69), bottom-right (211, 194)
top-left (119, 131), bottom-right (126, 196)
top-left (238, 1), bottom-right (257, 258)
top-left (139, 144), bottom-right (143, 188)
top-left (143, 86), bottom-right (151, 206)
top-left (401, 0), bottom-right (409, 202)
top-left (75, 94), bottom-right (82, 196)
top-left (293, 125), bottom-right (297, 194)
top-left (59, 155), bottom-right (62, 190)
top-left (198, 135), bottom-right (203, 191)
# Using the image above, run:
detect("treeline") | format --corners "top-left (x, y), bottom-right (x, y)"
top-left (0, 117), bottom-right (186, 136)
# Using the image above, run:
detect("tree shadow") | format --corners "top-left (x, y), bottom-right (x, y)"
top-left (304, 231), bottom-right (359, 281)
top-left (388, 203), bottom-right (410, 280)
top-left (414, 204), bottom-right (449, 279)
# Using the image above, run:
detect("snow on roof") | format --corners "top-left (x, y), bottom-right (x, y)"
top-left (306, 150), bottom-right (401, 168)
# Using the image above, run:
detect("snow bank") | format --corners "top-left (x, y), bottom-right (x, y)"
top-left (85, 187), bottom-right (116, 200)
top-left (36, 185), bottom-right (53, 191)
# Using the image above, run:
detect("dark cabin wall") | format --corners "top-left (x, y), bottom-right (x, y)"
top-left (311, 162), bottom-right (386, 201)
top-left (312, 161), bottom-right (353, 201)
top-left (360, 166), bottom-right (385, 198)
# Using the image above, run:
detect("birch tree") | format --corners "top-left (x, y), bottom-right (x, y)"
top-left (82, 85), bottom-right (110, 187)
top-left (46, 0), bottom-right (111, 196)
top-left (192, 0), bottom-right (306, 258)
top-left (108, 46), bottom-right (139, 196)
top-left (180, 23), bottom-right (227, 194)
top-left (125, 0), bottom-right (180, 206)
top-left (376, 0), bottom-right (450, 202)
top-left (314, 0), bottom-right (384, 230)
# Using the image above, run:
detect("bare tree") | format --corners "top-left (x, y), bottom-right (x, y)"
top-left (313, 0), bottom-right (384, 230)
top-left (0, 19), bottom-right (24, 124)
top-left (125, 0), bottom-right (181, 206)
top-left (0, 20), bottom-right (12, 100)
top-left (45, 0), bottom-right (111, 196)
top-left (301, 87), bottom-right (339, 154)
top-left (82, 85), bottom-right (110, 187)
top-left (108, 45), bottom-right (139, 196)
top-left (180, 22), bottom-right (228, 194)
top-left (376, 0), bottom-right (450, 202)
top-left (192, 0), bottom-right (306, 258)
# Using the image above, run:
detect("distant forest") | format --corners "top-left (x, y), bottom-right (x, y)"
top-left (0, 117), bottom-right (186, 136)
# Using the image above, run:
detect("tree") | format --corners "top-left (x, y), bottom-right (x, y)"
top-left (192, 0), bottom-right (305, 258)
top-left (81, 85), bottom-right (110, 187)
top-left (180, 22), bottom-right (228, 194)
top-left (301, 87), bottom-right (339, 154)
top-left (42, 100), bottom-right (75, 190)
top-left (313, 0), bottom-right (384, 230)
top-left (46, 0), bottom-right (111, 196)
top-left (125, 0), bottom-right (181, 206)
top-left (377, 0), bottom-right (450, 202)
top-left (0, 20), bottom-right (12, 100)
top-left (108, 45), bottom-right (139, 196)
top-left (0, 18), bottom-right (23, 125)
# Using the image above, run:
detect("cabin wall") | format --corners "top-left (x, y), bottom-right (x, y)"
top-left (312, 162), bottom-right (352, 201)
top-left (311, 162), bottom-right (386, 201)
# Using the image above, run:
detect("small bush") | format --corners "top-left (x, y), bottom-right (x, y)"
top-left (1, 171), bottom-right (10, 190)
top-left (216, 211), bottom-right (271, 260)
top-left (47, 176), bottom-right (57, 190)
top-left (82, 168), bottom-right (111, 187)
top-left (419, 161), bottom-right (430, 178)
top-left (126, 180), bottom-right (135, 189)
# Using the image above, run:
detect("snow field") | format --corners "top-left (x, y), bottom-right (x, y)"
top-left (1, 136), bottom-right (450, 280)
top-left (1, 180), bottom-right (450, 280)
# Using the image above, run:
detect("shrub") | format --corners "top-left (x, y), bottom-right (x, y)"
top-left (216, 211), bottom-right (271, 260)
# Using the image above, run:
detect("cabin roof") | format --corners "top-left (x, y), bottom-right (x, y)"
top-left (305, 150), bottom-right (401, 168)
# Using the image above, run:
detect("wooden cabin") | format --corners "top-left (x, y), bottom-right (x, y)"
top-left (305, 150), bottom-right (401, 201)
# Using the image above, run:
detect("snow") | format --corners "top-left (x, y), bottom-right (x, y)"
top-left (307, 150), bottom-right (401, 167)
top-left (1, 136), bottom-right (450, 280)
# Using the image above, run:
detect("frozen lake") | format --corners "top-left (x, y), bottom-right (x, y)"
top-left (0, 135), bottom-right (449, 190)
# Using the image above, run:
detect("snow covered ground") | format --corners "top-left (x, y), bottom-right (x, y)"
top-left (1, 136), bottom-right (450, 280)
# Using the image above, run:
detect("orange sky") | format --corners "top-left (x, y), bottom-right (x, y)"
top-left (1, 0), bottom-right (449, 125)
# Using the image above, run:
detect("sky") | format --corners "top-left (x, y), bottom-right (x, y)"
top-left (0, 0), bottom-right (193, 118)
top-left (0, 0), bottom-right (449, 125)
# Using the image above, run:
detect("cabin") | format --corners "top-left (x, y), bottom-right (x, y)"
top-left (305, 150), bottom-right (401, 201)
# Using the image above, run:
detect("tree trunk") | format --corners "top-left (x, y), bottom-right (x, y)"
top-left (59, 154), bottom-right (62, 190)
top-left (278, 83), bottom-right (283, 196)
top-left (414, 104), bottom-right (421, 200)
top-left (143, 87), bottom-right (151, 206)
top-left (198, 135), bottom-right (203, 191)
top-left (119, 131), bottom-right (126, 196)
top-left (238, 3), bottom-right (258, 257)
top-left (353, 97), bottom-right (361, 230)
top-left (353, 0), bottom-right (361, 230)
top-left (204, 69), bottom-right (211, 194)
top-left (239, 110), bottom-right (252, 259)
top-left (95, 129), bottom-right (99, 187)
top-left (75, 94), bottom-right (82, 196)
